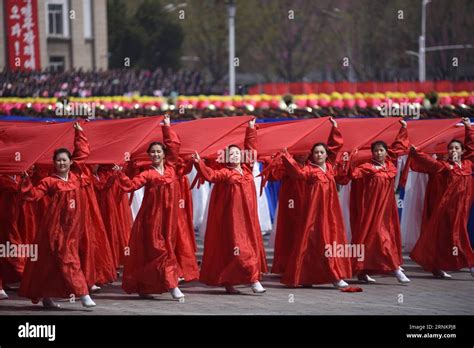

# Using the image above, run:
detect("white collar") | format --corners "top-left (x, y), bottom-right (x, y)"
top-left (152, 165), bottom-right (164, 175)
top-left (227, 166), bottom-right (243, 175)
top-left (53, 172), bottom-right (69, 182)
top-left (372, 159), bottom-right (386, 169)
top-left (309, 161), bottom-right (327, 173)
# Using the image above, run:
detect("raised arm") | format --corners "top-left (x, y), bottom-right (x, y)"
top-left (409, 146), bottom-right (445, 174)
top-left (462, 118), bottom-right (474, 161)
top-left (243, 118), bottom-right (257, 170)
top-left (72, 122), bottom-right (90, 165)
top-left (409, 153), bottom-right (438, 174)
top-left (334, 152), bottom-right (351, 185)
top-left (114, 169), bottom-right (148, 192)
top-left (195, 161), bottom-right (230, 183)
top-left (265, 153), bottom-right (286, 181)
top-left (348, 162), bottom-right (377, 180)
top-left (21, 176), bottom-right (49, 201)
top-left (257, 153), bottom-right (285, 196)
top-left (327, 117), bottom-right (343, 163)
top-left (192, 152), bottom-right (230, 183)
top-left (335, 149), bottom-right (367, 183)
top-left (163, 115), bottom-right (180, 166)
top-left (388, 120), bottom-right (409, 159)
top-left (281, 153), bottom-right (306, 180)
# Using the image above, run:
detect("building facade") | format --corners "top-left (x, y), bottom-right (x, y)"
top-left (1, 0), bottom-right (108, 71)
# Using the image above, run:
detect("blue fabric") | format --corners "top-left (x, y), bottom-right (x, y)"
top-left (257, 162), bottom-right (279, 224)
top-left (467, 203), bottom-right (474, 248)
top-left (266, 181), bottom-right (280, 224)
top-left (0, 115), bottom-right (72, 122)
top-left (398, 187), bottom-right (405, 222)
top-left (261, 161), bottom-right (280, 224)
top-left (2, 116), bottom-right (465, 123)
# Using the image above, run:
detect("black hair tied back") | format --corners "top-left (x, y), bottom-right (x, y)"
top-left (53, 148), bottom-right (72, 161)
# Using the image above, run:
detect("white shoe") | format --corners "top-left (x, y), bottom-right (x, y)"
top-left (170, 287), bottom-right (185, 299)
top-left (42, 297), bottom-right (60, 308)
top-left (90, 285), bottom-right (101, 293)
top-left (433, 270), bottom-right (452, 279)
top-left (358, 274), bottom-right (376, 283)
top-left (225, 286), bottom-right (241, 294)
top-left (398, 266), bottom-right (405, 272)
top-left (80, 295), bottom-right (96, 308)
top-left (251, 281), bottom-right (266, 294)
top-left (395, 270), bottom-right (410, 283)
top-left (0, 289), bottom-right (8, 300)
top-left (333, 280), bottom-right (349, 289)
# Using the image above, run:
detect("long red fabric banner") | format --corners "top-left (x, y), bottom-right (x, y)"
top-left (0, 116), bottom-right (466, 174)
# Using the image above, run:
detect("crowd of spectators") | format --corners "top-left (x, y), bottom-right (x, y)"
top-left (0, 68), bottom-right (472, 120)
top-left (0, 68), bottom-right (226, 98)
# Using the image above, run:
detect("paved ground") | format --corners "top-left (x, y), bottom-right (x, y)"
top-left (0, 235), bottom-right (473, 315)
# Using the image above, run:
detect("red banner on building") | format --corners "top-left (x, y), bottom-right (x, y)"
top-left (5, 0), bottom-right (41, 70)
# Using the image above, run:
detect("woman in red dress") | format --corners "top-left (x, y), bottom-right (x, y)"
top-left (174, 160), bottom-right (199, 282)
top-left (0, 174), bottom-right (36, 300)
top-left (19, 122), bottom-right (97, 308)
top-left (192, 118), bottom-right (268, 294)
top-left (80, 165), bottom-right (117, 290)
top-left (112, 180), bottom-right (133, 266)
top-left (113, 115), bottom-right (184, 300)
top-left (410, 118), bottom-right (474, 278)
top-left (91, 165), bottom-right (123, 270)
top-left (279, 117), bottom-right (352, 288)
top-left (346, 120), bottom-right (410, 284)
top-left (261, 152), bottom-right (309, 275)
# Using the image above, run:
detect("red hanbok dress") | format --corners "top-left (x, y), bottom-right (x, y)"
top-left (30, 166), bottom-right (51, 229)
top-left (410, 148), bottom-right (474, 272)
top-left (19, 128), bottom-right (94, 300)
top-left (174, 160), bottom-right (199, 281)
top-left (263, 155), bottom-right (310, 275)
top-left (92, 169), bottom-right (124, 269)
top-left (346, 126), bottom-right (409, 275)
top-left (113, 180), bottom-right (133, 261)
top-left (280, 127), bottom-right (352, 285)
top-left (196, 127), bottom-right (268, 286)
top-left (116, 125), bottom-right (181, 294)
top-left (409, 157), bottom-right (446, 243)
top-left (0, 175), bottom-right (36, 285)
top-left (80, 168), bottom-right (117, 286)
